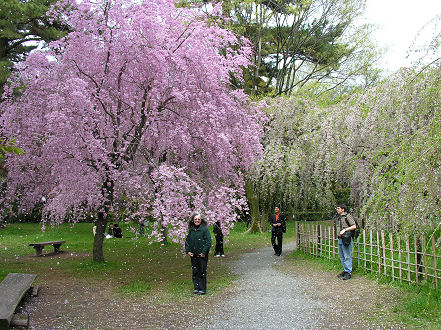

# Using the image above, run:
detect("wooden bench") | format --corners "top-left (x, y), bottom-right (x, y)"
top-left (0, 273), bottom-right (37, 329)
top-left (29, 240), bottom-right (66, 256)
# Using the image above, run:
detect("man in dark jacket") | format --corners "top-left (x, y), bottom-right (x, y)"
top-left (269, 207), bottom-right (286, 256)
top-left (185, 213), bottom-right (212, 295)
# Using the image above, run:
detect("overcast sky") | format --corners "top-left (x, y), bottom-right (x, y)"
top-left (363, 0), bottom-right (441, 73)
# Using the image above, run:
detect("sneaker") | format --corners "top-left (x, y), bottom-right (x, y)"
top-left (193, 290), bottom-right (199, 294)
top-left (342, 272), bottom-right (352, 280)
top-left (197, 291), bottom-right (206, 295)
top-left (221, 254), bottom-right (225, 257)
top-left (337, 271), bottom-right (345, 279)
top-left (214, 254), bottom-right (220, 257)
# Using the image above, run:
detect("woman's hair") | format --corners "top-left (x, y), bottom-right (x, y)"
top-left (188, 212), bottom-right (207, 228)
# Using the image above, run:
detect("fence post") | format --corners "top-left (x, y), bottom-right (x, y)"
top-left (307, 223), bottom-right (310, 254)
top-left (317, 224), bottom-right (321, 256)
top-left (406, 235), bottom-right (411, 282)
top-left (362, 229), bottom-right (366, 271)
top-left (297, 222), bottom-right (301, 251)
top-left (416, 236), bottom-right (423, 283)
top-left (432, 235), bottom-right (438, 289)
top-left (397, 236), bottom-right (402, 282)
top-left (376, 230), bottom-right (380, 274)
top-left (356, 234), bottom-right (360, 268)
top-left (389, 232), bottom-right (395, 280)
top-left (381, 231), bottom-right (387, 275)
top-left (422, 236), bottom-right (428, 282)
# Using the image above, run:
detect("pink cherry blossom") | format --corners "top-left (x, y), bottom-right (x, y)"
top-left (0, 0), bottom-right (263, 260)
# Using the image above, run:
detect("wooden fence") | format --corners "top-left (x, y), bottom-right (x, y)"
top-left (297, 222), bottom-right (441, 288)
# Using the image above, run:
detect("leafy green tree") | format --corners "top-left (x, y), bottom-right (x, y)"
top-left (184, 0), bottom-right (381, 96)
top-left (246, 96), bottom-right (336, 232)
top-left (0, 0), bottom-right (69, 93)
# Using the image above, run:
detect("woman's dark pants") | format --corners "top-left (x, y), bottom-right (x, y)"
top-left (191, 255), bottom-right (208, 292)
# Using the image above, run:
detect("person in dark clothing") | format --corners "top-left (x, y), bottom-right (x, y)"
top-left (213, 221), bottom-right (224, 257)
top-left (139, 221), bottom-right (145, 237)
top-left (108, 223), bottom-right (115, 237)
top-left (269, 207), bottom-right (286, 256)
top-left (113, 223), bottom-right (123, 238)
top-left (336, 204), bottom-right (356, 280)
top-left (185, 213), bottom-right (212, 295)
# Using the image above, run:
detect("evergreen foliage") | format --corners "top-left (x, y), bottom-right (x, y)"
top-left (0, 0), bottom-right (69, 93)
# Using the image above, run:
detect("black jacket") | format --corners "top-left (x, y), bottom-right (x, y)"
top-left (185, 224), bottom-right (212, 255)
top-left (269, 213), bottom-right (286, 233)
top-left (114, 226), bottom-right (123, 238)
top-left (213, 221), bottom-right (223, 237)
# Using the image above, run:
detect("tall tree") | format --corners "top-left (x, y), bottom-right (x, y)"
top-left (0, 0), bottom-right (263, 261)
top-left (187, 0), bottom-right (380, 96)
top-left (250, 66), bottom-right (441, 236)
top-left (246, 96), bottom-right (333, 232)
top-left (0, 0), bottom-right (69, 93)
top-left (322, 67), bottom-right (441, 234)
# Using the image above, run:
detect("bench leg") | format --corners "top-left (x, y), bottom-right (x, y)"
top-left (34, 246), bottom-right (43, 256)
top-left (11, 313), bottom-right (29, 328)
top-left (53, 244), bottom-right (62, 253)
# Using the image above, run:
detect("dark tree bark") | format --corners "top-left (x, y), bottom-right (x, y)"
top-left (245, 178), bottom-right (262, 233)
top-left (93, 174), bottom-right (114, 262)
top-left (93, 212), bottom-right (107, 262)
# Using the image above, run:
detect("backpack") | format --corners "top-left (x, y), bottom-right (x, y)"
top-left (344, 214), bottom-right (361, 240)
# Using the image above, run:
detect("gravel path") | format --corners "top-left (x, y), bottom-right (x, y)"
top-left (198, 241), bottom-right (330, 329)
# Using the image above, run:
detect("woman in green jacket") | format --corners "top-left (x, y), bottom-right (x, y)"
top-left (185, 213), bottom-right (212, 295)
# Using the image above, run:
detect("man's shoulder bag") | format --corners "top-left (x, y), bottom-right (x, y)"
top-left (344, 214), bottom-right (361, 240)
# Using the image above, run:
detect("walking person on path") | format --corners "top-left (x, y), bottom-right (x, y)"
top-left (269, 206), bottom-right (286, 256)
top-left (213, 221), bottom-right (224, 257)
top-left (185, 212), bottom-right (212, 295)
top-left (336, 204), bottom-right (357, 280)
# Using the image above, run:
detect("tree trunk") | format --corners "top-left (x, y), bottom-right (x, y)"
top-left (93, 174), bottom-right (114, 262)
top-left (253, 3), bottom-right (263, 94)
top-left (245, 178), bottom-right (262, 233)
top-left (160, 222), bottom-right (167, 243)
top-left (260, 199), bottom-right (272, 232)
top-left (93, 211), bottom-right (107, 262)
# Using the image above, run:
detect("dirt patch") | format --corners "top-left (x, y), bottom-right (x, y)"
top-left (18, 277), bottom-right (221, 329)
top-left (13, 251), bottom-right (206, 329)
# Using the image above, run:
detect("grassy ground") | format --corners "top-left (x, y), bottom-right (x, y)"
top-left (0, 221), bottom-right (296, 299)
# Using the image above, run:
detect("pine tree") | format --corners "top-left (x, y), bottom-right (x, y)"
top-left (0, 0), bottom-right (69, 93)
